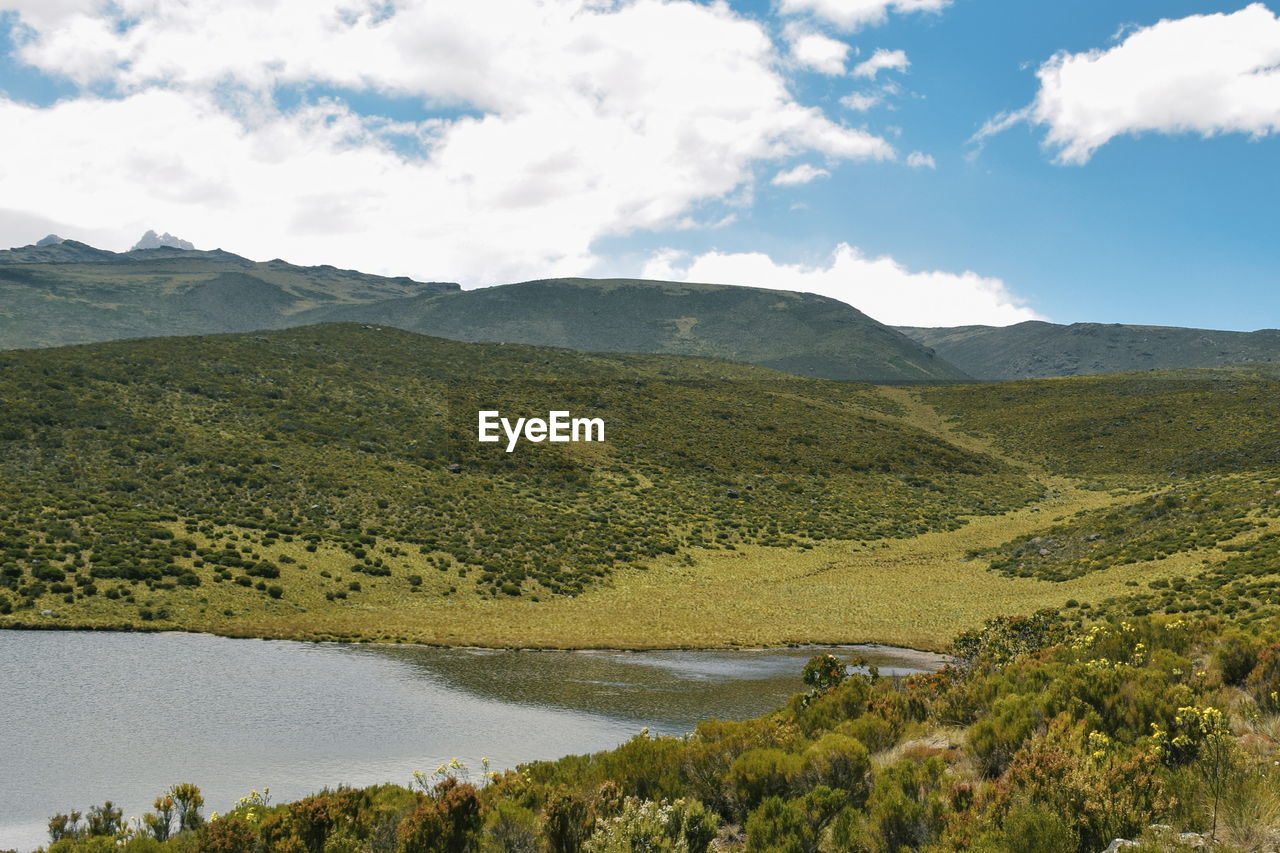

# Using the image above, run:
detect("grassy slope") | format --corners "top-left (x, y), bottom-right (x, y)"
top-left (7, 331), bottom-right (1280, 649)
top-left (0, 324), bottom-right (1033, 647)
top-left (898, 320), bottom-right (1280, 380)
top-left (922, 370), bottom-right (1280, 626)
top-left (303, 278), bottom-right (970, 383)
top-left (920, 368), bottom-right (1280, 480)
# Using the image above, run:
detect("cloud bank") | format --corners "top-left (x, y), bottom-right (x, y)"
top-left (0, 0), bottom-right (1037, 327)
top-left (642, 244), bottom-right (1042, 326)
top-left (0, 0), bottom-right (894, 283)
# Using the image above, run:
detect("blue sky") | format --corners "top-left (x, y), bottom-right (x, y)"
top-left (0, 0), bottom-right (1277, 329)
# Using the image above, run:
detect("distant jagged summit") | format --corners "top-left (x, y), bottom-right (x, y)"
top-left (0, 240), bottom-right (460, 349)
top-left (132, 230), bottom-right (195, 251)
top-left (35, 234), bottom-right (65, 247)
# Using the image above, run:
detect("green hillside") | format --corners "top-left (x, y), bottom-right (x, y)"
top-left (0, 240), bottom-right (458, 349)
top-left (921, 368), bottom-right (1280, 479)
top-left (289, 277), bottom-right (970, 382)
top-left (0, 324), bottom-right (1032, 642)
top-left (898, 320), bottom-right (1280, 380)
top-left (924, 370), bottom-right (1280, 626)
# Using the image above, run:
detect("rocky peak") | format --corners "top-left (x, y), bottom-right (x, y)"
top-left (132, 230), bottom-right (195, 251)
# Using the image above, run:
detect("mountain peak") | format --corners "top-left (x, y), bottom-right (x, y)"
top-left (34, 234), bottom-right (66, 247)
top-left (132, 230), bottom-right (195, 251)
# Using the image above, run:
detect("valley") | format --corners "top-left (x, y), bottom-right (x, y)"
top-left (4, 325), bottom-right (1280, 650)
top-left (5, 249), bottom-right (1280, 853)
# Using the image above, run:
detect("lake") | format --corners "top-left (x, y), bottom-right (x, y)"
top-left (0, 630), bottom-right (946, 851)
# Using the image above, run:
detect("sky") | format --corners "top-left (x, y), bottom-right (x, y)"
top-left (0, 0), bottom-right (1277, 329)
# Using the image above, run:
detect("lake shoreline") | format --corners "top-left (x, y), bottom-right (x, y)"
top-left (0, 620), bottom-right (953, 662)
top-left (2, 630), bottom-right (947, 853)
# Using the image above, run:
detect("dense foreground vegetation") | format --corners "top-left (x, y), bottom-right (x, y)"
top-left (23, 613), bottom-right (1280, 852)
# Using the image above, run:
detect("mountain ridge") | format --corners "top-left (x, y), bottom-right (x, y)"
top-left (298, 276), bottom-right (969, 383)
top-left (0, 239), bottom-right (460, 350)
top-left (897, 319), bottom-right (1280, 380)
top-left (0, 238), bottom-right (967, 381)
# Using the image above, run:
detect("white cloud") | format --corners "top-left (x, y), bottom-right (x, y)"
top-left (771, 163), bottom-right (831, 185)
top-left (851, 48), bottom-right (909, 79)
top-left (778, 0), bottom-right (949, 31)
top-left (0, 0), bottom-right (895, 284)
top-left (641, 244), bottom-right (1042, 326)
top-left (0, 0), bottom-right (96, 30)
top-left (976, 3), bottom-right (1280, 164)
top-left (783, 24), bottom-right (850, 75)
top-left (905, 151), bottom-right (935, 168)
top-left (840, 92), bottom-right (881, 111)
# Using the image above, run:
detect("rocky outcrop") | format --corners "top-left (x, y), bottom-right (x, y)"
top-left (132, 230), bottom-right (196, 251)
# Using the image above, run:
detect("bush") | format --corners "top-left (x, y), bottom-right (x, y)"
top-left (744, 797), bottom-right (811, 853)
top-left (863, 758), bottom-right (948, 853)
top-left (33, 565), bottom-right (67, 582)
top-left (1000, 802), bottom-right (1078, 853)
top-left (1246, 642), bottom-right (1280, 712)
top-left (396, 779), bottom-right (482, 853)
top-left (839, 715), bottom-right (894, 753)
top-left (198, 817), bottom-right (256, 853)
top-left (246, 561), bottom-right (280, 579)
top-left (800, 735), bottom-right (871, 806)
top-left (727, 749), bottom-right (803, 815)
top-left (801, 655), bottom-right (846, 693)
top-left (1000, 725), bottom-right (1169, 852)
top-left (480, 801), bottom-right (540, 853)
top-left (544, 789), bottom-right (593, 853)
top-left (792, 677), bottom-right (872, 737)
top-left (969, 694), bottom-right (1048, 778)
top-left (583, 798), bottom-right (716, 853)
top-left (1215, 632), bottom-right (1260, 686)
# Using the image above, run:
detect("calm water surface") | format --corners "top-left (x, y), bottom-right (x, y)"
top-left (0, 631), bottom-right (945, 851)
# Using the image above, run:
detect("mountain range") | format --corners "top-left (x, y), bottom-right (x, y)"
top-left (5, 235), bottom-right (1280, 383)
top-left (0, 237), bottom-right (458, 350)
top-left (0, 237), bottom-right (962, 382)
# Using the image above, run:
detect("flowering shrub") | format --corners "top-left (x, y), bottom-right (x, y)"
top-left (582, 798), bottom-right (715, 853)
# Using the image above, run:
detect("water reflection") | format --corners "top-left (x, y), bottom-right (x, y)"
top-left (345, 644), bottom-right (947, 729)
top-left (0, 631), bottom-right (944, 852)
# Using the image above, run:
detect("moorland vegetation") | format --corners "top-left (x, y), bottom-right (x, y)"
top-left (24, 614), bottom-right (1280, 852)
top-left (0, 324), bottom-right (1033, 644)
top-left (7, 325), bottom-right (1280, 849)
